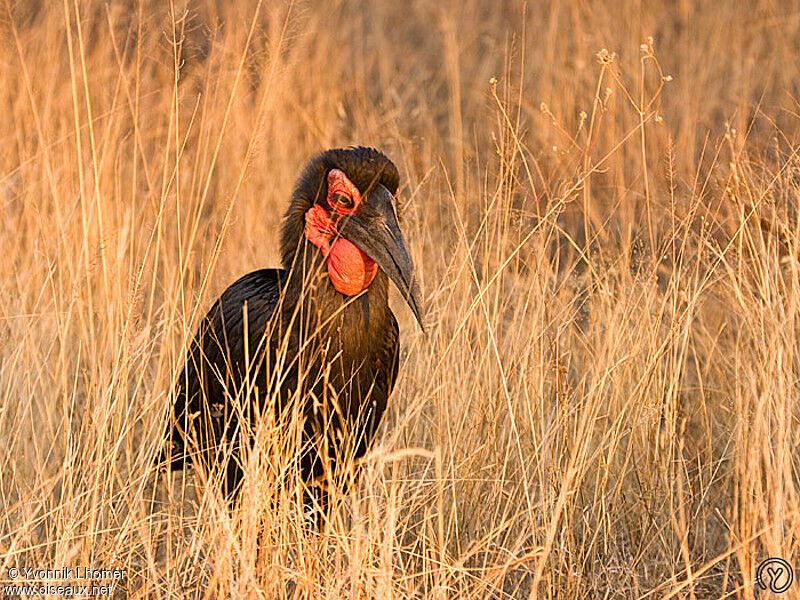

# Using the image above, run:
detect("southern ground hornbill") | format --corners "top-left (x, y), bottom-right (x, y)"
top-left (163, 147), bottom-right (423, 510)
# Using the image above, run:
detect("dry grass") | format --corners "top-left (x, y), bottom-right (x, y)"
top-left (2, 1), bottom-right (800, 597)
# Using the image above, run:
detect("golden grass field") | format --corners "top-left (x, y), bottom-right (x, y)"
top-left (2, 0), bottom-right (800, 597)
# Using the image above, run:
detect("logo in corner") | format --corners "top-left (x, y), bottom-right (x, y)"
top-left (756, 557), bottom-right (794, 595)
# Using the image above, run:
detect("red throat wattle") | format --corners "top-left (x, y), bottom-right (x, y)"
top-left (327, 238), bottom-right (378, 295)
top-left (303, 171), bottom-right (378, 296)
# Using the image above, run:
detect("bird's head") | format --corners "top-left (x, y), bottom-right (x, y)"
top-left (281, 147), bottom-right (424, 328)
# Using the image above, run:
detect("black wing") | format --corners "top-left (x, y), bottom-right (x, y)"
top-left (164, 268), bottom-right (286, 471)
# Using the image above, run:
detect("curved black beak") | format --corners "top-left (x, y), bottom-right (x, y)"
top-left (338, 184), bottom-right (424, 330)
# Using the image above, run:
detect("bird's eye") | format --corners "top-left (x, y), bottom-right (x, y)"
top-left (332, 193), bottom-right (354, 210)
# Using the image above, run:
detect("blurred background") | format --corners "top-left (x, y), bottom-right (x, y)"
top-left (1, 1), bottom-right (800, 597)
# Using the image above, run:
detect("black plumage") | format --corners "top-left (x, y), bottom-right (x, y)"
top-left (163, 147), bottom-right (422, 508)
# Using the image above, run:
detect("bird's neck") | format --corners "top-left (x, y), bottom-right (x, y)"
top-left (284, 253), bottom-right (390, 357)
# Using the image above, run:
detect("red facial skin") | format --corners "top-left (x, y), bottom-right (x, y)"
top-left (304, 169), bottom-right (378, 295)
top-left (325, 168), bottom-right (362, 215)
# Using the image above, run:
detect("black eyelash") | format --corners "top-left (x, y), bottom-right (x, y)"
top-left (333, 193), bottom-right (354, 209)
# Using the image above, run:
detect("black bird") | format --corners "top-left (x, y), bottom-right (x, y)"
top-left (164, 147), bottom-right (423, 509)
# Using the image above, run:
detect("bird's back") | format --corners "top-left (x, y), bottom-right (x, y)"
top-left (165, 268), bottom-right (286, 475)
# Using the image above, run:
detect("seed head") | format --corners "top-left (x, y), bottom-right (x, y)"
top-left (596, 49), bottom-right (616, 65)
